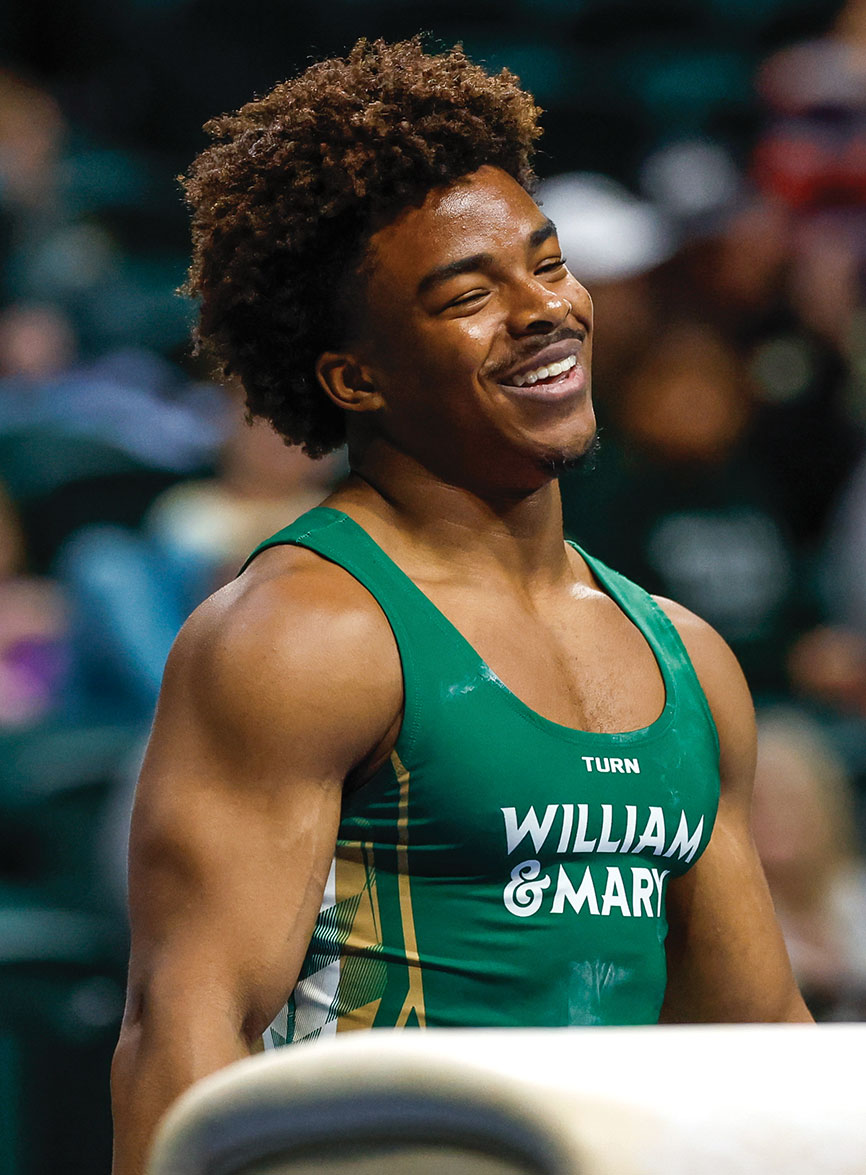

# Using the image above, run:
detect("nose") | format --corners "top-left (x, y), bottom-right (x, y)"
top-left (507, 277), bottom-right (573, 336)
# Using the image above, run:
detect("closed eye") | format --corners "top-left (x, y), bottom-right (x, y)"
top-left (445, 288), bottom-right (491, 310)
top-left (536, 256), bottom-right (567, 275)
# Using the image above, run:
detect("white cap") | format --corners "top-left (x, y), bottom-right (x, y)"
top-left (641, 138), bottom-right (743, 229)
top-left (536, 171), bottom-right (675, 283)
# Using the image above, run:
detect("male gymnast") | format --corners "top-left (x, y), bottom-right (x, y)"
top-left (111, 37), bottom-right (811, 1175)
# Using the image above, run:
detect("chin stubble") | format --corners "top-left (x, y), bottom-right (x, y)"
top-left (540, 429), bottom-right (601, 477)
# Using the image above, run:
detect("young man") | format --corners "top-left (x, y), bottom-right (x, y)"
top-left (111, 37), bottom-right (810, 1175)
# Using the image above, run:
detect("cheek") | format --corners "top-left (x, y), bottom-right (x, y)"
top-left (365, 295), bottom-right (497, 394)
top-left (409, 319), bottom-right (495, 386)
top-left (446, 323), bottom-right (493, 379)
top-left (365, 318), bottom-right (426, 387)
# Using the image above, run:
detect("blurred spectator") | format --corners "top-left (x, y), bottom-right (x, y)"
top-left (0, 480), bottom-right (69, 727)
top-left (0, 302), bottom-right (75, 380)
top-left (755, 15), bottom-right (866, 216)
top-left (787, 623), bottom-right (866, 718)
top-left (655, 193), bottom-right (793, 341)
top-left (57, 403), bottom-right (344, 723)
top-left (615, 322), bottom-right (752, 464)
top-left (1, 66), bottom-right (192, 358)
top-left (0, 68), bottom-right (64, 216)
top-left (641, 138), bottom-right (744, 242)
top-left (147, 399), bottom-right (344, 594)
top-left (0, 342), bottom-right (226, 477)
top-left (645, 69), bottom-right (866, 547)
top-left (786, 453), bottom-right (866, 725)
top-left (0, 304), bottom-right (228, 572)
top-left (826, 453), bottom-right (866, 643)
top-left (752, 708), bottom-right (866, 1020)
top-left (644, 186), bottom-right (863, 550)
top-left (749, 2), bottom-right (866, 537)
top-left (562, 321), bottom-right (811, 696)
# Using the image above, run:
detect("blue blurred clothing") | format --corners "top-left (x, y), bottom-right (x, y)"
top-left (57, 524), bottom-right (189, 723)
top-left (0, 349), bottom-right (227, 485)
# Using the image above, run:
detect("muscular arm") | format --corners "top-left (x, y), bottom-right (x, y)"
top-left (656, 598), bottom-right (812, 1024)
top-left (110, 551), bottom-right (402, 1175)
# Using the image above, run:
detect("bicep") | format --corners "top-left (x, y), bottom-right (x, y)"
top-left (127, 730), bottom-right (343, 1039)
top-left (125, 573), bottom-right (401, 1038)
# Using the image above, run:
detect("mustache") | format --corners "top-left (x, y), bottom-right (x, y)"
top-left (487, 326), bottom-right (587, 382)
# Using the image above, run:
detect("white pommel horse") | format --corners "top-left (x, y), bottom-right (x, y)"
top-left (147, 1025), bottom-right (866, 1175)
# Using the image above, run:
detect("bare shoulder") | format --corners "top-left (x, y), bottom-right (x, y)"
top-left (653, 596), bottom-right (756, 802)
top-left (158, 543), bottom-right (403, 777)
top-left (652, 595), bottom-right (745, 692)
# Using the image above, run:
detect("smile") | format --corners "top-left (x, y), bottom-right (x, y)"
top-left (510, 353), bottom-right (577, 387)
top-left (497, 353), bottom-right (587, 403)
top-left (495, 332), bottom-right (587, 396)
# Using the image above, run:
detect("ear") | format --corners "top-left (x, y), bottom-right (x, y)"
top-left (315, 353), bottom-right (384, 414)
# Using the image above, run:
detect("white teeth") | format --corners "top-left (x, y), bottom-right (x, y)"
top-left (510, 353), bottom-right (577, 387)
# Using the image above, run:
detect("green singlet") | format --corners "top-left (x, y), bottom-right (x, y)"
top-left (241, 506), bottom-right (720, 1044)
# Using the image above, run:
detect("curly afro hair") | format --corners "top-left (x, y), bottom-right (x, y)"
top-left (181, 36), bottom-right (543, 456)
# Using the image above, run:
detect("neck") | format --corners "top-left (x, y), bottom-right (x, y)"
top-left (328, 441), bottom-right (572, 585)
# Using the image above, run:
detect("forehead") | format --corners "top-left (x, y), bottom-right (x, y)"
top-left (366, 165), bottom-right (548, 286)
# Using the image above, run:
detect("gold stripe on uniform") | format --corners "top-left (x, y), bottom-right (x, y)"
top-left (344, 996), bottom-right (383, 1030)
top-left (392, 748), bottom-right (427, 1028)
top-left (335, 840), bottom-right (385, 1032)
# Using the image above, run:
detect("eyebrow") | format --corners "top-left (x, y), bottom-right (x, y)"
top-left (416, 218), bottom-right (559, 297)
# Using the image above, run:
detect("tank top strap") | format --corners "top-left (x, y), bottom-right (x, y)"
top-left (240, 508), bottom-right (718, 758)
top-left (241, 505), bottom-right (403, 587)
top-left (239, 505), bottom-right (474, 758)
top-left (573, 542), bottom-right (720, 754)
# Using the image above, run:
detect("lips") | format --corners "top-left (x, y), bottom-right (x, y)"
top-left (496, 335), bottom-right (585, 388)
top-left (499, 361), bottom-right (587, 404)
top-left (494, 336), bottom-right (588, 404)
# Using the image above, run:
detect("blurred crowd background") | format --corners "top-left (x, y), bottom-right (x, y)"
top-left (2, 0), bottom-right (866, 1171)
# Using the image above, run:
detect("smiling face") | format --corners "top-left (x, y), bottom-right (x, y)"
top-left (322, 165), bottom-right (595, 495)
